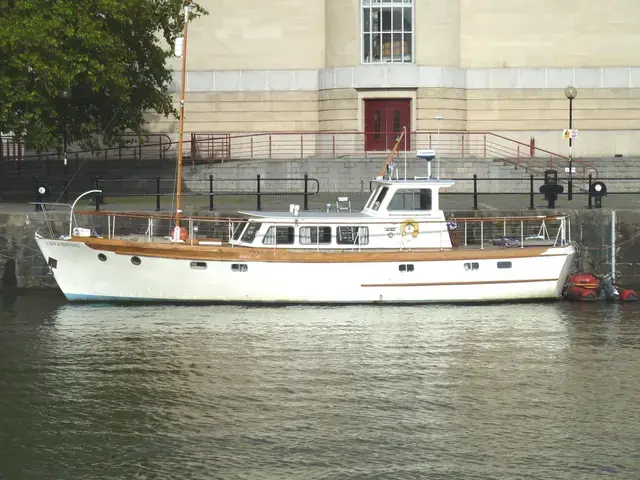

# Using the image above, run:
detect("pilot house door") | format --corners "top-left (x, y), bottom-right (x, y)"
top-left (364, 99), bottom-right (411, 151)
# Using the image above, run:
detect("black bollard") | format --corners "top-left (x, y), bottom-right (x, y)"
top-left (472, 174), bottom-right (478, 210)
top-left (256, 174), bottom-right (262, 211)
top-left (303, 173), bottom-right (309, 211)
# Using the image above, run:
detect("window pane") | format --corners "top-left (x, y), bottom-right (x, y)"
top-left (275, 226), bottom-right (294, 245)
top-left (241, 222), bottom-right (260, 243)
top-left (363, 7), bottom-right (371, 32)
top-left (392, 33), bottom-right (403, 62)
top-left (392, 7), bottom-right (402, 30)
top-left (403, 7), bottom-right (412, 31)
top-left (363, 33), bottom-right (371, 62)
top-left (403, 32), bottom-right (412, 62)
top-left (372, 32), bottom-right (381, 61)
top-left (381, 32), bottom-right (392, 61)
top-left (371, 9), bottom-right (380, 32)
top-left (381, 8), bottom-right (391, 31)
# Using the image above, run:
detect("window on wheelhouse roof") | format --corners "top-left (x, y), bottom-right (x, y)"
top-left (387, 188), bottom-right (432, 211)
top-left (337, 226), bottom-right (369, 245)
top-left (263, 225), bottom-right (295, 245)
top-left (299, 226), bottom-right (332, 245)
top-left (241, 222), bottom-right (261, 243)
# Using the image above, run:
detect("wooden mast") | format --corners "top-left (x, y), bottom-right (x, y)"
top-left (376, 129), bottom-right (406, 179)
top-left (175, 3), bottom-right (190, 226)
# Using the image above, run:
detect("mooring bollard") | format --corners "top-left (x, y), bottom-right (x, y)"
top-left (529, 174), bottom-right (535, 210)
top-left (256, 174), bottom-right (262, 211)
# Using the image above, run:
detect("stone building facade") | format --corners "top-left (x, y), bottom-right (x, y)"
top-left (150, 0), bottom-right (640, 157)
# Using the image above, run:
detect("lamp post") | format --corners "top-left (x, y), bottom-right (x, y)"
top-left (434, 115), bottom-right (443, 179)
top-left (60, 89), bottom-right (70, 176)
top-left (564, 86), bottom-right (577, 201)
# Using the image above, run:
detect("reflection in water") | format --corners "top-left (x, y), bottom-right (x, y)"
top-left (0, 294), bottom-right (639, 479)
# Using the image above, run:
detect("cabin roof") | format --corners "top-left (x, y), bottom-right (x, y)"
top-left (238, 210), bottom-right (370, 220)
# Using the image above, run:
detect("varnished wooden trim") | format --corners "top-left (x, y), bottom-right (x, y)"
top-left (361, 278), bottom-right (559, 288)
top-left (74, 237), bottom-right (568, 263)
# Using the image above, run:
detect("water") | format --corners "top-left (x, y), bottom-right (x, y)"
top-left (1, 293), bottom-right (639, 479)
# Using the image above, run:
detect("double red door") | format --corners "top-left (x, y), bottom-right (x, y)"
top-left (364, 99), bottom-right (411, 151)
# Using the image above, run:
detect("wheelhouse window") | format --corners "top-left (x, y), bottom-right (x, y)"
top-left (300, 226), bottom-right (332, 245)
top-left (241, 223), bottom-right (261, 243)
top-left (232, 219), bottom-right (248, 241)
top-left (387, 188), bottom-right (432, 211)
top-left (370, 186), bottom-right (389, 211)
top-left (263, 226), bottom-right (295, 245)
top-left (337, 226), bottom-right (369, 245)
top-left (362, 0), bottom-right (413, 64)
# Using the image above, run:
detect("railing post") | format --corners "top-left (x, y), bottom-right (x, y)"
top-left (483, 134), bottom-right (487, 158)
top-left (473, 174), bottom-right (478, 210)
top-left (35, 175), bottom-right (42, 212)
top-left (156, 175), bottom-right (161, 211)
top-left (303, 173), bottom-right (309, 211)
top-left (529, 174), bottom-right (535, 210)
top-left (209, 174), bottom-right (214, 211)
top-left (256, 174), bottom-right (262, 211)
top-left (588, 173), bottom-right (593, 209)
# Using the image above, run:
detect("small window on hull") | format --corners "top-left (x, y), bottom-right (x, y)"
top-left (399, 264), bottom-right (414, 272)
top-left (231, 264), bottom-right (248, 272)
top-left (464, 262), bottom-right (479, 271)
top-left (497, 261), bottom-right (512, 269)
top-left (190, 261), bottom-right (207, 270)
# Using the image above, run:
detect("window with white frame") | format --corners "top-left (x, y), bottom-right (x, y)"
top-left (362, 0), bottom-right (413, 64)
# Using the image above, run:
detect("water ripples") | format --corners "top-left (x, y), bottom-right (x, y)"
top-left (0, 294), bottom-right (639, 479)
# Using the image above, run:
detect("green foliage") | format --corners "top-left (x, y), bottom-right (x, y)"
top-left (0, 0), bottom-right (206, 150)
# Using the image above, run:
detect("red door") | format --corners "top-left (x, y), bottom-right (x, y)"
top-left (364, 99), bottom-right (411, 151)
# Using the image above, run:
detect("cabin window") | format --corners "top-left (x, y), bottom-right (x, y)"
top-left (497, 261), bottom-right (512, 269)
top-left (241, 222), bottom-right (261, 243)
top-left (399, 264), bottom-right (414, 272)
top-left (387, 188), bottom-right (432, 211)
top-left (371, 186), bottom-right (389, 211)
top-left (464, 262), bottom-right (479, 271)
top-left (337, 226), bottom-right (369, 245)
top-left (263, 226), bottom-right (295, 245)
top-left (299, 226), bottom-right (332, 245)
top-left (232, 219), bottom-right (248, 241)
top-left (190, 261), bottom-right (207, 270)
top-left (231, 263), bottom-right (248, 272)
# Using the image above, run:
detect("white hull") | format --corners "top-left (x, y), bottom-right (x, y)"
top-left (36, 238), bottom-right (575, 303)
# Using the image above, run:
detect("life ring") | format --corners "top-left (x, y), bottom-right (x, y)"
top-left (401, 219), bottom-right (419, 238)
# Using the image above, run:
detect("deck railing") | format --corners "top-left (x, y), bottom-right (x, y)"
top-left (35, 207), bottom-right (569, 254)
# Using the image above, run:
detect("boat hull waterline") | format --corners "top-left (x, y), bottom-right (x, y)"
top-left (37, 238), bottom-right (576, 303)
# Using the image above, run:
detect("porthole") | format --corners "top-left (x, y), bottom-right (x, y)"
top-left (131, 256), bottom-right (141, 266)
top-left (98, 253), bottom-right (107, 262)
top-left (497, 261), bottom-right (512, 269)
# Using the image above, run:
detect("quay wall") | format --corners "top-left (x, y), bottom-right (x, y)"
top-left (0, 208), bottom-right (638, 292)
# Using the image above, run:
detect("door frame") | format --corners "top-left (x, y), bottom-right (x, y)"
top-left (358, 90), bottom-right (417, 149)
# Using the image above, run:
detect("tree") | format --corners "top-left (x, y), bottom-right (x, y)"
top-left (0, 0), bottom-right (206, 151)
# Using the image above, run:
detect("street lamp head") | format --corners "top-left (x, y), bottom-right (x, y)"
top-left (564, 86), bottom-right (577, 100)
